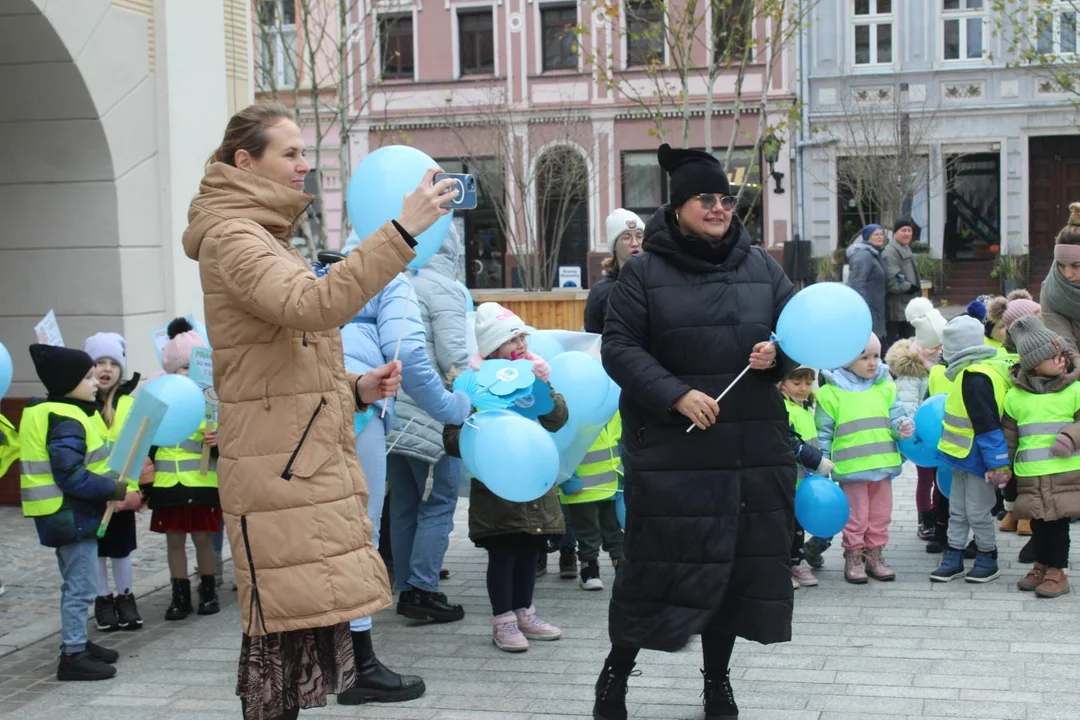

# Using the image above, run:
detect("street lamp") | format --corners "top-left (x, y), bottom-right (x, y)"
top-left (763, 132), bottom-right (785, 194)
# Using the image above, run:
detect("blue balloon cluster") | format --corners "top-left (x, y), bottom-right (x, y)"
top-left (454, 359), bottom-right (545, 412)
top-left (795, 474), bottom-right (850, 538)
top-left (144, 374), bottom-right (205, 446)
top-left (347, 146), bottom-right (452, 270)
top-left (459, 409), bottom-right (560, 502)
top-left (775, 283), bottom-right (872, 369)
top-left (897, 394), bottom-right (946, 467)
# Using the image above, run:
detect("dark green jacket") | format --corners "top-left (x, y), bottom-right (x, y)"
top-left (444, 389), bottom-right (569, 542)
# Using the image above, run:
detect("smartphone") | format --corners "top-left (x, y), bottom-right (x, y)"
top-left (434, 172), bottom-right (478, 210)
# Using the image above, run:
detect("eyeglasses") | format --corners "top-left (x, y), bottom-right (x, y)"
top-left (695, 194), bottom-right (737, 212)
top-left (619, 232), bottom-right (645, 246)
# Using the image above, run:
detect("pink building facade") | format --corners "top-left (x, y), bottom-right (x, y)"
top-left (259, 0), bottom-right (796, 289)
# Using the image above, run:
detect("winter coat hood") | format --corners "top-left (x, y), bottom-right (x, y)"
top-left (1010, 351), bottom-right (1080, 394)
top-left (847, 239), bottom-right (880, 262)
top-left (886, 339), bottom-right (930, 379)
top-left (820, 363), bottom-right (891, 392)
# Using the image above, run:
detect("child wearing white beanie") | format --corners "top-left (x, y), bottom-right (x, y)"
top-left (905, 297), bottom-right (946, 351)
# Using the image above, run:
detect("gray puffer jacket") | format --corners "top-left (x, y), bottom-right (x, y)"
top-left (386, 228), bottom-right (470, 464)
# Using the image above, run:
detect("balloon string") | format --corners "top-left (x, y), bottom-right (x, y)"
top-left (381, 283), bottom-right (415, 420)
top-left (384, 417), bottom-right (415, 456)
top-left (685, 339), bottom-right (779, 434)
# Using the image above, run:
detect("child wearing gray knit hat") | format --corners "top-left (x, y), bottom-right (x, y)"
top-left (1001, 314), bottom-right (1080, 598)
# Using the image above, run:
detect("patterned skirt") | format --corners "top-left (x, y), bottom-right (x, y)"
top-left (236, 622), bottom-right (355, 719)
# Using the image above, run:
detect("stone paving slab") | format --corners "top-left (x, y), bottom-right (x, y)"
top-left (0, 465), bottom-right (1075, 718)
top-left (0, 505), bottom-right (232, 656)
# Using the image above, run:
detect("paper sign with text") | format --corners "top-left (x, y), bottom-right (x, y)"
top-left (107, 390), bottom-right (167, 485)
top-left (189, 347), bottom-right (218, 424)
top-left (34, 310), bottom-right (64, 347)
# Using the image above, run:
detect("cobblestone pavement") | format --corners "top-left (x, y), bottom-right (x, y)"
top-left (0, 465), bottom-right (1075, 719)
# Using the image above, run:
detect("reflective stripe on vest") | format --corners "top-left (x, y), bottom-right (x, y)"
top-left (1004, 383), bottom-right (1080, 477)
top-left (560, 413), bottom-right (621, 504)
top-left (816, 380), bottom-right (901, 476)
top-left (19, 402), bottom-right (114, 517)
top-left (153, 423), bottom-right (218, 491)
top-left (938, 363), bottom-right (1011, 459)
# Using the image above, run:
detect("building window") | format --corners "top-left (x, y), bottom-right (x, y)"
top-left (379, 13), bottom-right (414, 79)
top-left (714, 0), bottom-right (753, 62)
top-left (541, 4), bottom-right (578, 71)
top-left (257, 0), bottom-right (297, 88)
top-left (852, 0), bottom-right (893, 66)
top-left (459, 10), bottom-right (495, 75)
top-left (625, 0), bottom-right (664, 67)
top-left (942, 0), bottom-right (985, 61)
top-left (1036, 2), bottom-right (1079, 56)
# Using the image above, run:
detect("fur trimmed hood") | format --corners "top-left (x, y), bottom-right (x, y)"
top-left (886, 338), bottom-right (929, 378)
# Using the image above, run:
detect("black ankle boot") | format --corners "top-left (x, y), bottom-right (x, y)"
top-left (702, 668), bottom-right (738, 718)
top-left (593, 660), bottom-right (636, 720)
top-left (917, 511), bottom-right (935, 541)
top-left (165, 578), bottom-right (192, 621)
top-left (336, 630), bottom-right (425, 705)
top-left (197, 575), bottom-right (219, 615)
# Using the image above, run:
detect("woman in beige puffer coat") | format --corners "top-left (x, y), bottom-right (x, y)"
top-left (183, 102), bottom-right (456, 720)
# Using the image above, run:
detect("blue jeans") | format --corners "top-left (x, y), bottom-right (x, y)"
top-left (559, 504), bottom-right (577, 551)
top-left (389, 454), bottom-right (459, 593)
top-left (350, 417), bottom-right (387, 633)
top-left (56, 538), bottom-right (99, 653)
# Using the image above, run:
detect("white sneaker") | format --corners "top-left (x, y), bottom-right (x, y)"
top-left (791, 576), bottom-right (800, 590)
top-left (581, 576), bottom-right (604, 591)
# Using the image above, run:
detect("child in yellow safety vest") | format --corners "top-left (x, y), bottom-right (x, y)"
top-left (1001, 315), bottom-right (1080, 598)
top-left (83, 332), bottom-right (144, 632)
top-left (930, 315), bottom-right (1012, 584)
top-left (146, 318), bottom-right (222, 621)
top-left (22, 344), bottom-right (134, 681)
top-left (816, 333), bottom-right (913, 585)
top-left (0, 413), bottom-right (17, 597)
top-left (557, 414), bottom-right (625, 591)
top-left (779, 366), bottom-right (834, 589)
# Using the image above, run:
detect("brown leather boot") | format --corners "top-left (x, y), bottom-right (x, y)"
top-left (864, 546), bottom-right (896, 581)
top-left (843, 549), bottom-right (868, 584)
top-left (1017, 563), bottom-right (1047, 592)
top-left (998, 511), bottom-right (1018, 532)
top-left (1035, 568), bottom-right (1071, 598)
top-left (1017, 519), bottom-right (1033, 536)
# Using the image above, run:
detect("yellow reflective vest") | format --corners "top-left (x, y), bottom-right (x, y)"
top-left (20, 402), bottom-right (114, 517)
top-left (153, 422), bottom-right (218, 492)
top-left (1004, 383), bottom-right (1080, 477)
top-left (90, 393), bottom-right (136, 490)
top-left (0, 414), bottom-right (19, 477)
top-left (816, 380), bottom-right (901, 476)
top-left (928, 365), bottom-right (952, 396)
top-left (559, 414), bottom-right (621, 505)
top-left (938, 362), bottom-right (1011, 459)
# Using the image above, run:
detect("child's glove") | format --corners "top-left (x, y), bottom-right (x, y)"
top-left (985, 467), bottom-right (1012, 488)
top-left (1051, 432), bottom-right (1076, 459)
top-left (898, 419), bottom-right (915, 439)
top-left (815, 457), bottom-right (835, 477)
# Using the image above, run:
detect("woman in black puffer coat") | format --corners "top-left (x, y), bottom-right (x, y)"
top-left (592, 144), bottom-right (797, 720)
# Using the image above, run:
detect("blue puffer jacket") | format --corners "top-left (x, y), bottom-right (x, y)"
top-left (27, 397), bottom-right (126, 548)
top-left (340, 273), bottom-right (470, 433)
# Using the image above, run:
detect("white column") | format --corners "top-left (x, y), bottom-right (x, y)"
top-left (154, 0), bottom-right (228, 326)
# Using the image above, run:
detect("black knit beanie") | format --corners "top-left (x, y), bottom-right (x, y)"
top-left (657, 143), bottom-right (731, 210)
top-left (893, 217), bottom-right (919, 234)
top-left (29, 344), bottom-right (94, 397)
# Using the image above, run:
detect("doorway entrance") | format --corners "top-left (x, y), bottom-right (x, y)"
top-left (1029, 135), bottom-right (1080, 259)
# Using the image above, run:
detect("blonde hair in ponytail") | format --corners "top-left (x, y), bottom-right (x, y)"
top-left (1055, 202), bottom-right (1080, 245)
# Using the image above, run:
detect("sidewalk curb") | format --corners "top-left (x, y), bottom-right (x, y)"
top-left (0, 551), bottom-right (233, 660)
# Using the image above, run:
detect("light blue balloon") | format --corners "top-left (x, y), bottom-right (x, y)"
top-left (347, 145), bottom-right (452, 270)
top-left (355, 407), bottom-right (375, 436)
top-left (472, 412), bottom-right (560, 502)
top-left (527, 332), bottom-right (565, 364)
top-left (0, 342), bottom-right (12, 398)
top-left (615, 491), bottom-right (626, 529)
top-left (898, 394), bottom-right (946, 467)
top-left (144, 374), bottom-right (205, 446)
top-left (548, 351), bottom-right (614, 426)
top-left (559, 476), bottom-right (583, 494)
top-left (460, 410), bottom-right (515, 477)
top-left (553, 419), bottom-right (608, 482)
top-left (775, 283), bottom-right (872, 369)
top-left (936, 464), bottom-right (953, 498)
top-left (551, 417), bottom-right (578, 451)
top-left (342, 230), bottom-right (360, 254)
top-left (794, 474), bottom-right (850, 538)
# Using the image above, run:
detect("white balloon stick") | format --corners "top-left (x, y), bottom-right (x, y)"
top-left (381, 283), bottom-right (414, 419)
top-left (685, 340), bottom-right (777, 434)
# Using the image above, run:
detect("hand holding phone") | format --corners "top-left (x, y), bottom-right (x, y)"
top-left (433, 173), bottom-right (478, 210)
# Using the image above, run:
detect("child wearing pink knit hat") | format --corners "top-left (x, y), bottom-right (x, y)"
top-left (148, 318), bottom-right (223, 622)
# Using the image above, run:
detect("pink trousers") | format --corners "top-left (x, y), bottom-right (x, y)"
top-left (841, 480), bottom-right (893, 551)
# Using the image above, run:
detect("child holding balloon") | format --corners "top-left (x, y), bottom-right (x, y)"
top-left (816, 333), bottom-right (914, 584)
top-left (779, 366), bottom-right (834, 588)
top-left (145, 318), bottom-right (222, 620)
top-left (83, 332), bottom-right (144, 632)
top-left (444, 303), bottom-right (568, 653)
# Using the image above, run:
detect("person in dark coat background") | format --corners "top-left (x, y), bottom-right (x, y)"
top-left (592, 144), bottom-right (797, 720)
top-left (583, 209), bottom-right (645, 334)
top-left (846, 224), bottom-right (889, 340)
